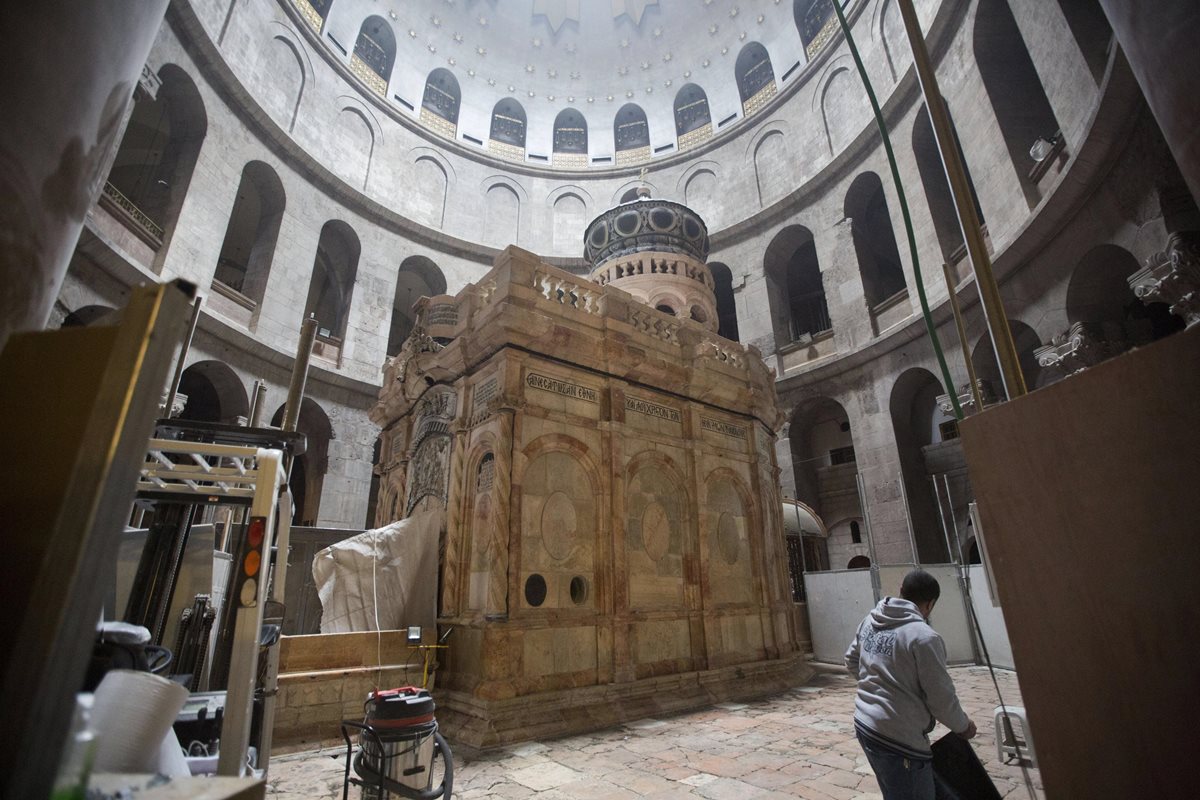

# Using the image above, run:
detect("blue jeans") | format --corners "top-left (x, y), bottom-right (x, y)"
top-left (857, 732), bottom-right (961, 800)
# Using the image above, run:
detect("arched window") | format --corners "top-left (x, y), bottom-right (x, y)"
top-left (553, 108), bottom-right (588, 153)
top-left (421, 68), bottom-right (461, 136)
top-left (764, 226), bottom-right (831, 349)
top-left (388, 256), bottom-right (447, 357)
top-left (1054, 0), bottom-right (1111, 84)
top-left (912, 104), bottom-right (986, 265)
top-left (845, 172), bottom-right (909, 330)
top-left (708, 262), bottom-right (740, 342)
top-left (787, 398), bottom-right (858, 521)
top-left (794, 0), bottom-right (839, 58)
top-left (614, 103), bottom-right (649, 153)
top-left (847, 555), bottom-right (871, 569)
top-left (271, 399), bottom-right (333, 526)
top-left (177, 361), bottom-right (249, 425)
top-left (553, 108), bottom-right (588, 167)
top-left (735, 42), bottom-right (776, 115)
top-left (974, 0), bottom-right (1064, 207)
top-left (850, 521), bottom-right (862, 544)
top-left (212, 161), bottom-right (285, 317)
top-left (352, 16), bottom-right (396, 95)
top-left (489, 98), bottom-right (527, 160)
top-left (304, 221), bottom-right (361, 349)
top-left (102, 65), bottom-right (207, 264)
top-left (673, 84), bottom-right (712, 146)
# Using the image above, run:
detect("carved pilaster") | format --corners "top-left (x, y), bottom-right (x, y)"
top-left (488, 410), bottom-right (514, 616)
top-left (1128, 231), bottom-right (1200, 328)
top-left (440, 427), bottom-right (468, 616)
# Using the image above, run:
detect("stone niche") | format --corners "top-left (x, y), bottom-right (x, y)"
top-left (371, 246), bottom-right (810, 749)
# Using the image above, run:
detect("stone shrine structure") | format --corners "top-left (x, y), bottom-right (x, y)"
top-left (370, 197), bottom-right (809, 748)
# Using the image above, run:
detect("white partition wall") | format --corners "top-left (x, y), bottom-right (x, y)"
top-left (803, 568), bottom-right (875, 664)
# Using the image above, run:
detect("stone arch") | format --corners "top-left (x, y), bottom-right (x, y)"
top-left (334, 105), bottom-right (375, 190)
top-left (764, 225), bottom-right (830, 350)
top-left (462, 437), bottom-right (501, 612)
top-left (877, 0), bottom-right (906, 82)
top-left (752, 128), bottom-right (791, 208)
top-left (625, 450), bottom-right (692, 610)
top-left (212, 160), bottom-right (285, 315)
top-left (516, 434), bottom-right (603, 611)
top-left (388, 255), bottom-right (447, 357)
top-left (178, 360), bottom-right (249, 425)
top-left (412, 156), bottom-right (448, 228)
top-left (104, 63), bottom-right (207, 270)
top-left (612, 179), bottom-right (658, 206)
top-left (61, 305), bottom-right (116, 328)
top-left (972, 320), bottom-right (1044, 396)
top-left (819, 66), bottom-right (857, 156)
top-left (422, 68), bottom-right (460, 127)
top-left (304, 219), bottom-right (361, 342)
top-left (271, 398), bottom-right (333, 526)
top-left (1054, 0), bottom-right (1112, 84)
top-left (353, 15), bottom-right (397, 91)
top-left (708, 262), bottom-right (740, 342)
top-left (682, 164), bottom-right (719, 228)
top-left (845, 171), bottom-right (909, 326)
top-left (702, 469), bottom-right (758, 608)
top-left (483, 182), bottom-right (521, 248)
top-left (889, 367), bottom-right (956, 562)
top-left (551, 191), bottom-right (588, 253)
top-left (974, 0), bottom-right (1064, 208)
top-left (786, 397), bottom-right (855, 520)
top-left (912, 103), bottom-right (986, 264)
top-left (1065, 244), bottom-right (1140, 326)
top-left (649, 290), bottom-right (686, 316)
top-left (614, 103), bottom-right (649, 152)
top-left (260, 30), bottom-right (308, 132)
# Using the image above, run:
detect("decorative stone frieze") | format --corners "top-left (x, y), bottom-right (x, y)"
top-left (1128, 231), bottom-right (1200, 328)
top-left (936, 380), bottom-right (998, 415)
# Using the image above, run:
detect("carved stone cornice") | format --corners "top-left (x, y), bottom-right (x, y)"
top-left (1034, 321), bottom-right (1122, 377)
top-left (936, 380), bottom-right (997, 415)
top-left (1128, 231), bottom-right (1200, 328)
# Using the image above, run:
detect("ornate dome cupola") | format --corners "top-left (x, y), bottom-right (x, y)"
top-left (584, 187), bottom-right (718, 332)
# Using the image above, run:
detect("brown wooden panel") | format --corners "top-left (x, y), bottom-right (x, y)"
top-left (959, 325), bottom-right (1199, 799)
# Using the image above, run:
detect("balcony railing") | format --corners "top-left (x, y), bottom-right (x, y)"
top-left (99, 181), bottom-right (163, 247)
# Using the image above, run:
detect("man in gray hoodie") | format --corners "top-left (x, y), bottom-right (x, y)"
top-left (845, 569), bottom-right (976, 800)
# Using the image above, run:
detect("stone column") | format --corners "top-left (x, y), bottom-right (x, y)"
top-left (1098, 1), bottom-right (1200, 201)
top-left (0, 1), bottom-right (169, 351)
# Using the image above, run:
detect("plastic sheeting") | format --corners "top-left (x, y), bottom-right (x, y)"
top-left (312, 510), bottom-right (442, 634)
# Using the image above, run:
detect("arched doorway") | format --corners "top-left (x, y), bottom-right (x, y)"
top-left (271, 398), bottom-right (333, 526)
top-left (177, 361), bottom-right (249, 424)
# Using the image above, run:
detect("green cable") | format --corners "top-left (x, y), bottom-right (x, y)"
top-left (831, 2), bottom-right (964, 420)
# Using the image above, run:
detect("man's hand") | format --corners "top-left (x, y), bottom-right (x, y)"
top-left (957, 719), bottom-right (977, 739)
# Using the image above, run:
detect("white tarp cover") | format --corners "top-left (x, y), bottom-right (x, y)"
top-left (312, 509), bottom-right (442, 634)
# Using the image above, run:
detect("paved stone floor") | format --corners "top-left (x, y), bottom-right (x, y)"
top-left (267, 666), bottom-right (1042, 799)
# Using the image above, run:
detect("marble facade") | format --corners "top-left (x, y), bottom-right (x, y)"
top-left (370, 244), bottom-right (809, 749)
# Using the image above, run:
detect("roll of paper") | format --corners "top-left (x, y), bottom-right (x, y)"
top-left (92, 669), bottom-right (189, 774)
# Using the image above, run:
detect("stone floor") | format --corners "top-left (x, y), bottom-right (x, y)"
top-left (267, 666), bottom-right (1042, 799)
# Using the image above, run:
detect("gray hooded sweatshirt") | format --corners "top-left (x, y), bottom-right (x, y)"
top-left (844, 597), bottom-right (970, 759)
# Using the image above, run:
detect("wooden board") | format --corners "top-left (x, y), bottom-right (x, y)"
top-left (959, 325), bottom-right (1199, 799)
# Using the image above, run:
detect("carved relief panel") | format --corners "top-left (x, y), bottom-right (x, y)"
top-left (519, 449), bottom-right (595, 610)
top-left (404, 388), bottom-right (457, 516)
top-left (467, 452), bottom-right (497, 611)
top-left (625, 460), bottom-right (687, 609)
top-left (704, 475), bottom-right (755, 606)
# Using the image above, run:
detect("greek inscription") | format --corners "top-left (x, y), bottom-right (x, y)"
top-left (624, 396), bottom-right (681, 423)
top-left (701, 417), bottom-right (747, 438)
top-left (525, 372), bottom-right (599, 403)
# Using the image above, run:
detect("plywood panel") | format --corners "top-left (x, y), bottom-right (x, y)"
top-left (959, 325), bottom-right (1199, 800)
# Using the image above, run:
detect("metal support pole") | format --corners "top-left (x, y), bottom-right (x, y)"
top-left (895, 0), bottom-right (1026, 401)
top-left (940, 475), bottom-right (983, 664)
top-left (855, 472), bottom-right (881, 602)
top-left (162, 294), bottom-right (203, 417)
top-left (895, 472), bottom-right (921, 565)
top-left (247, 379), bottom-right (267, 428)
top-left (942, 262), bottom-right (985, 412)
top-left (282, 316), bottom-right (318, 435)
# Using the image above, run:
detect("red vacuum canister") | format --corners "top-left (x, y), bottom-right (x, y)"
top-left (355, 687), bottom-right (438, 799)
